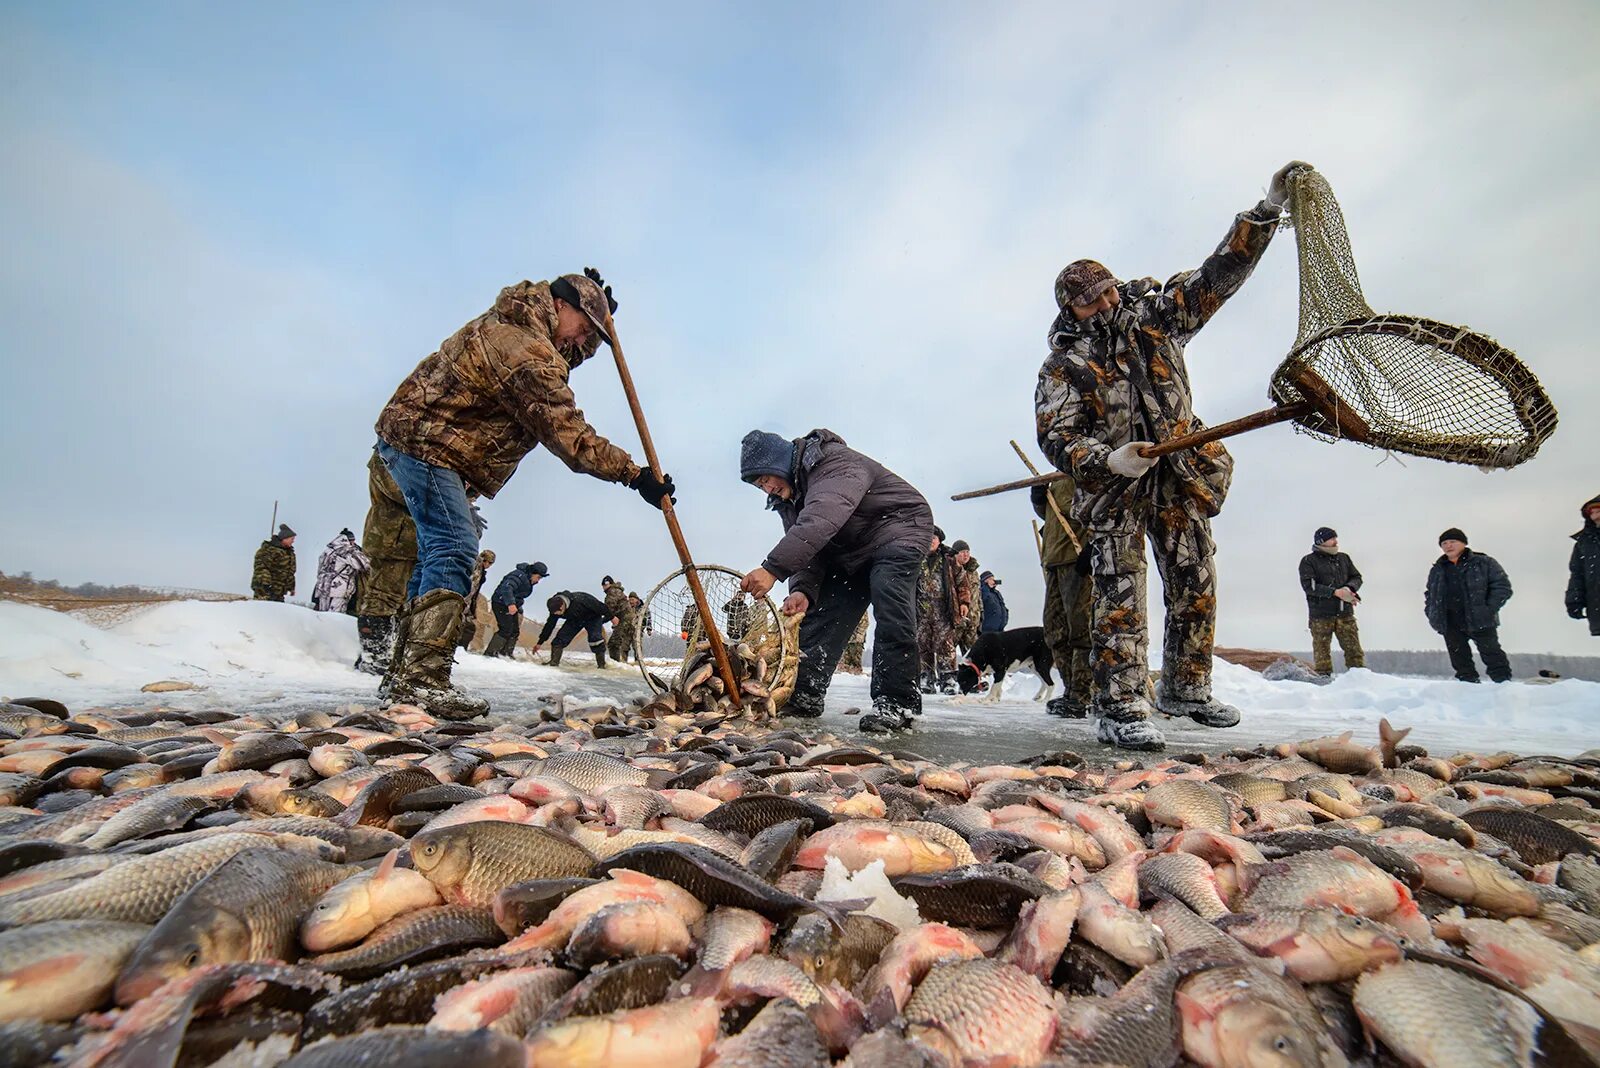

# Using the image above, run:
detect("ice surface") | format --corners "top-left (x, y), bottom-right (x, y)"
top-left (1, 601), bottom-right (1596, 760)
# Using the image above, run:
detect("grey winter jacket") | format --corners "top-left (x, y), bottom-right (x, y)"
top-left (1298, 549), bottom-right (1362, 620)
top-left (1567, 494), bottom-right (1600, 636)
top-left (760, 429), bottom-right (934, 603)
top-left (1425, 549), bottom-right (1512, 635)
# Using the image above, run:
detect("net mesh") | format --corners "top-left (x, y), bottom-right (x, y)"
top-left (1267, 169), bottom-right (1558, 468)
top-left (634, 564), bottom-right (797, 706)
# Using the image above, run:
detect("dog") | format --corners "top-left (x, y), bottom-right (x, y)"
top-left (954, 626), bottom-right (1055, 702)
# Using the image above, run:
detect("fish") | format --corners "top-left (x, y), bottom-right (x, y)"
top-left (299, 848), bottom-right (442, 951)
top-left (1460, 806), bottom-right (1600, 865)
top-left (1295, 731), bottom-right (1382, 776)
top-left (890, 863), bottom-right (1050, 928)
top-left (997, 888), bottom-right (1081, 981)
top-left (780, 910), bottom-right (897, 991)
top-left (684, 906), bottom-right (775, 995)
top-left (0, 919), bottom-right (149, 1021)
top-left (794, 820), bottom-right (968, 875)
top-left (429, 964), bottom-right (577, 1036)
top-left (113, 847), bottom-right (352, 1003)
top-left (1217, 908), bottom-right (1406, 981)
top-left (523, 996), bottom-right (721, 1068)
top-left (282, 1026), bottom-right (526, 1067)
top-left (741, 818), bottom-right (812, 882)
top-left (531, 750), bottom-right (675, 793)
top-left (307, 905), bottom-right (504, 979)
top-left (539, 953), bottom-right (687, 1023)
top-left (902, 958), bottom-right (1058, 1067)
top-left (1136, 851), bottom-right (1232, 920)
top-left (409, 821), bottom-right (596, 906)
top-left (1175, 962), bottom-right (1344, 1068)
top-left (1352, 961), bottom-right (1540, 1068)
top-left (1144, 779), bottom-right (1235, 832)
top-left (594, 842), bottom-right (848, 928)
top-left (1374, 830), bottom-right (1543, 917)
top-left (699, 793), bottom-right (835, 836)
top-left (706, 997), bottom-right (830, 1068)
top-left (502, 868), bottom-right (706, 951)
top-left (565, 899), bottom-right (694, 966)
top-left (859, 922), bottom-right (986, 1026)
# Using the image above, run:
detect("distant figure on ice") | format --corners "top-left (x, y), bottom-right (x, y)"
top-left (1425, 528), bottom-right (1513, 683)
top-left (486, 561), bottom-right (546, 657)
top-left (1567, 494), bottom-right (1600, 636)
top-left (369, 269), bottom-right (673, 717)
top-left (737, 428), bottom-right (933, 732)
top-left (311, 528), bottom-right (371, 614)
top-left (950, 540), bottom-right (983, 654)
top-left (723, 593), bottom-right (753, 641)
top-left (839, 614), bottom-right (869, 674)
top-left (1036, 161), bottom-right (1306, 750)
top-left (533, 590), bottom-right (612, 668)
top-left (979, 571), bottom-right (1009, 634)
top-left (1298, 526), bottom-right (1365, 677)
top-left (459, 549), bottom-right (496, 651)
top-left (918, 527), bottom-right (966, 695)
top-left (631, 592), bottom-right (649, 637)
top-left (603, 576), bottom-right (639, 664)
top-left (251, 524), bottom-right (297, 602)
top-left (1033, 478), bottom-right (1091, 718)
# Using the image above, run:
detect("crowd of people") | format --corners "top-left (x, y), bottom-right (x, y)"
top-left (243, 171), bottom-right (1597, 748)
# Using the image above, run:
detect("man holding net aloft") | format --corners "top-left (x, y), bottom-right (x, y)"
top-left (1035, 162), bottom-right (1306, 751)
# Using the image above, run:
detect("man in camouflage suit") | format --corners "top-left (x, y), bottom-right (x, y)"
top-left (312, 528), bottom-right (371, 614)
top-left (1036, 161), bottom-right (1305, 750)
top-left (1032, 477), bottom-right (1092, 717)
top-left (251, 524), bottom-right (297, 601)
top-left (603, 576), bottom-right (638, 664)
top-left (369, 269), bottom-right (674, 717)
top-left (839, 614), bottom-right (869, 673)
top-left (950, 540), bottom-right (983, 653)
top-left (917, 527), bottom-right (967, 694)
top-left (723, 593), bottom-right (753, 642)
top-left (459, 549), bottom-right (496, 651)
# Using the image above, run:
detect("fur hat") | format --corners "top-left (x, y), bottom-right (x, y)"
top-left (1438, 527), bottom-right (1468, 545)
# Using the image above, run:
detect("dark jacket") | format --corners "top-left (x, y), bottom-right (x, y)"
top-left (492, 565), bottom-right (537, 611)
top-left (1425, 549), bottom-right (1512, 635)
top-left (1298, 549), bottom-right (1363, 620)
top-left (760, 429), bottom-right (934, 604)
top-left (537, 590), bottom-right (608, 642)
top-left (1567, 494), bottom-right (1600, 636)
top-left (979, 582), bottom-right (1009, 632)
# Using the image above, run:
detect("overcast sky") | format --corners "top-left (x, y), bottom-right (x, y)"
top-left (2, 1), bottom-right (1596, 657)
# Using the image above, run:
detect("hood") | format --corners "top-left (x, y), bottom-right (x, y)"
top-left (493, 280), bottom-right (599, 370)
top-left (1576, 493), bottom-right (1600, 537)
top-left (795, 428), bottom-right (845, 473)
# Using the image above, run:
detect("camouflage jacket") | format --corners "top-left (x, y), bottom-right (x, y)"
top-left (376, 280), bottom-right (640, 498)
top-left (723, 596), bottom-right (753, 639)
top-left (251, 540), bottom-right (296, 599)
top-left (1035, 200), bottom-right (1281, 529)
top-left (603, 583), bottom-right (632, 627)
top-left (917, 548), bottom-right (965, 626)
top-left (954, 558), bottom-right (983, 644)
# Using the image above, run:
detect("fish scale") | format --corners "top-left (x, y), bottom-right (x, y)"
top-left (903, 958), bottom-right (1057, 1066)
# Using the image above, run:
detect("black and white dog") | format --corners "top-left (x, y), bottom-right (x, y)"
top-left (954, 626), bottom-right (1055, 702)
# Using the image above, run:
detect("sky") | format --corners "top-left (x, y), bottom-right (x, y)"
top-left (1, 1), bottom-right (1597, 657)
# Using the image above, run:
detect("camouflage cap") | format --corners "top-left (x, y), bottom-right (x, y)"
top-left (551, 267), bottom-right (619, 346)
top-left (1055, 259), bottom-right (1118, 309)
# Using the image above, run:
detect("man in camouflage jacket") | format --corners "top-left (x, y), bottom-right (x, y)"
top-left (251, 524), bottom-right (297, 602)
top-left (917, 528), bottom-right (966, 693)
top-left (950, 541), bottom-right (983, 653)
top-left (368, 270), bottom-right (674, 717)
top-left (603, 576), bottom-right (638, 664)
top-left (1035, 162), bottom-right (1304, 750)
top-left (459, 549), bottom-right (496, 651)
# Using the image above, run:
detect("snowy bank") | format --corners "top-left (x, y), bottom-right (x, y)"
top-left (1, 600), bottom-right (1595, 758)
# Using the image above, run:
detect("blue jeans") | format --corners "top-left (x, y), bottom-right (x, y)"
top-left (375, 440), bottom-right (477, 599)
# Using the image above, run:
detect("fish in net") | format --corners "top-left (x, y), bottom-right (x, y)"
top-left (1268, 167), bottom-right (1558, 468)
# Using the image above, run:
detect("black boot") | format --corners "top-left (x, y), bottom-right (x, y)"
top-left (483, 633), bottom-right (509, 658)
top-left (591, 640), bottom-right (608, 669)
top-left (356, 615), bottom-right (395, 676)
top-left (860, 702), bottom-right (914, 733)
top-left (548, 644), bottom-right (564, 667)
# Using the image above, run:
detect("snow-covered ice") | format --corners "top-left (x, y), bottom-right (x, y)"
top-left (1, 600), bottom-right (1595, 761)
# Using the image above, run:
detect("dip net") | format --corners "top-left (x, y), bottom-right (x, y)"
top-left (1268, 168), bottom-right (1557, 468)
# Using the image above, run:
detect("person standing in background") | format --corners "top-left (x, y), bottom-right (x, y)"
top-left (252, 524), bottom-right (297, 602)
top-left (1566, 494), bottom-right (1600, 637)
top-left (1425, 528), bottom-right (1513, 683)
top-left (1297, 526), bottom-right (1364, 677)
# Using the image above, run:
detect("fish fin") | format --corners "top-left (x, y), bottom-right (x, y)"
top-left (679, 964), bottom-right (725, 998)
top-left (199, 728), bottom-right (233, 746)
top-left (644, 770), bottom-right (676, 791)
top-left (1335, 731), bottom-right (1353, 744)
top-left (607, 868), bottom-right (653, 887)
top-left (863, 987), bottom-right (900, 1031)
top-left (811, 898), bottom-right (872, 933)
top-left (374, 849), bottom-right (399, 879)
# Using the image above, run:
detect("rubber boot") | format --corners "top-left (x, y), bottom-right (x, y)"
top-left (483, 633), bottom-right (509, 658)
top-left (1096, 716), bottom-right (1167, 751)
top-left (384, 589), bottom-right (489, 720)
top-left (591, 639), bottom-right (608, 669)
top-left (860, 702), bottom-right (914, 734)
top-left (784, 690), bottom-right (825, 719)
top-left (1045, 695), bottom-right (1088, 718)
top-left (355, 615), bottom-right (395, 677)
top-left (376, 605), bottom-right (411, 699)
top-left (1154, 690), bottom-right (1241, 728)
top-left (548, 644), bottom-right (564, 667)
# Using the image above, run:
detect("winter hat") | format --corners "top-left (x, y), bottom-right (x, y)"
top-left (276, 524), bottom-right (296, 541)
top-left (932, 525), bottom-right (946, 543)
top-left (1313, 527), bottom-right (1337, 545)
top-left (547, 594), bottom-right (569, 614)
top-left (526, 561), bottom-right (550, 577)
top-left (549, 268), bottom-right (618, 346)
top-left (1438, 527), bottom-right (1468, 545)
top-left (951, 540), bottom-right (971, 554)
top-left (740, 430), bottom-right (797, 484)
top-left (1583, 494), bottom-right (1600, 518)
top-left (602, 575), bottom-right (616, 587)
top-left (339, 527), bottom-right (354, 540)
top-left (1055, 259), bottom-right (1118, 309)
top-left (981, 570), bottom-right (999, 585)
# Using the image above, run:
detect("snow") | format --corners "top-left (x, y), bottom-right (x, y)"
top-left (1, 600), bottom-right (1596, 760)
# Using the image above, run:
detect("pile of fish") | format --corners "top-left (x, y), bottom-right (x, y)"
top-left (2, 694), bottom-right (1599, 1068)
top-left (669, 640), bottom-right (779, 720)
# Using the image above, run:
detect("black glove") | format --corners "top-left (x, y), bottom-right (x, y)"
top-left (629, 469), bottom-right (676, 509)
top-left (1571, 605), bottom-right (1587, 620)
top-left (1030, 483), bottom-right (1049, 521)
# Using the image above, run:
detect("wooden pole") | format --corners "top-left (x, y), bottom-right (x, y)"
top-left (270, 500), bottom-right (278, 537)
top-left (1009, 440), bottom-right (1079, 555)
top-left (601, 311), bottom-right (742, 710)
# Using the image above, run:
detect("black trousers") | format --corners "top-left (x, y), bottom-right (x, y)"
top-left (491, 607), bottom-right (520, 654)
top-left (1443, 624), bottom-right (1511, 682)
top-left (792, 544), bottom-right (923, 716)
top-left (551, 616), bottom-right (606, 649)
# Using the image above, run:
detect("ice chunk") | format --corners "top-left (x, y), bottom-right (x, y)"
top-left (816, 856), bottom-right (921, 930)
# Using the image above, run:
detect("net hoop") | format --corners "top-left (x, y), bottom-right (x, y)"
top-left (633, 563), bottom-right (796, 697)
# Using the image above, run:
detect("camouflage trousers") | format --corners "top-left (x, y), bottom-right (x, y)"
top-left (839, 639), bottom-right (866, 673)
top-left (1042, 563), bottom-right (1092, 704)
top-left (355, 450), bottom-right (418, 618)
top-left (1309, 614), bottom-right (1364, 675)
top-left (1089, 503), bottom-right (1217, 721)
top-left (607, 617), bottom-right (638, 663)
top-left (917, 614), bottom-right (957, 682)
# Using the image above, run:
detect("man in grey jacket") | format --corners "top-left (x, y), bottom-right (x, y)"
top-left (739, 429), bottom-right (934, 732)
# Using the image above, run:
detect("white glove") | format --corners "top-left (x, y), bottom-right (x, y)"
top-left (1106, 442), bottom-right (1157, 479)
top-left (1267, 160), bottom-right (1313, 210)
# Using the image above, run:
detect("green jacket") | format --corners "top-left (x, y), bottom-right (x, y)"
top-left (252, 540), bottom-right (296, 600)
top-left (1034, 478), bottom-right (1087, 566)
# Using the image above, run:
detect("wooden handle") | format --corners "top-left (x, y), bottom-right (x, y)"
top-left (1136, 402), bottom-right (1308, 458)
top-left (1010, 440), bottom-right (1079, 554)
top-left (603, 310), bottom-right (743, 710)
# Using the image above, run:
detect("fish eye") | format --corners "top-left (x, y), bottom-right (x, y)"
top-left (184, 949), bottom-right (200, 967)
top-left (1273, 1036), bottom-right (1292, 1052)
top-left (1349, 916), bottom-right (1365, 927)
